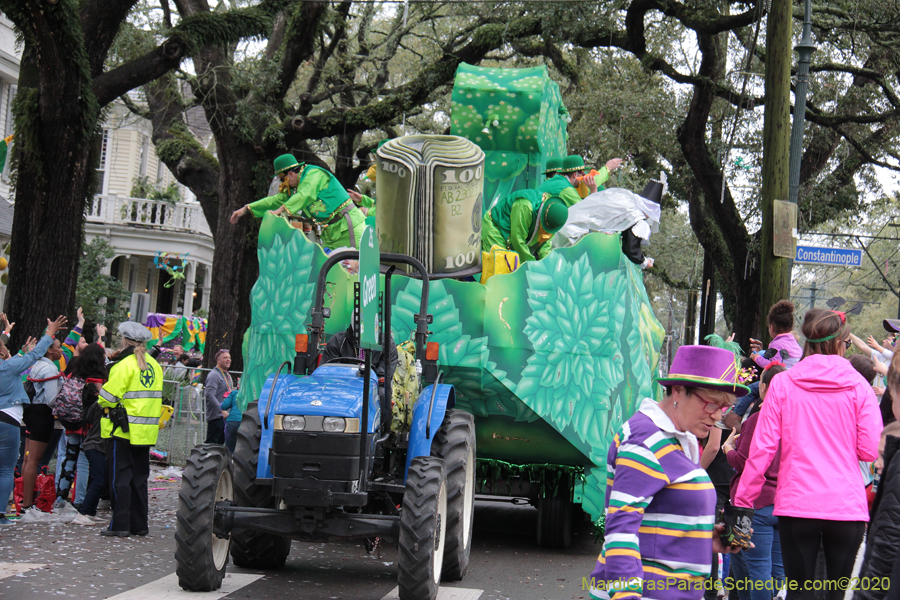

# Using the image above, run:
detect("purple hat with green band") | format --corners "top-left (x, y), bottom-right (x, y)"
top-left (656, 345), bottom-right (750, 397)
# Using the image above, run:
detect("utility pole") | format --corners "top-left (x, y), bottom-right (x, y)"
top-left (698, 252), bottom-right (717, 342)
top-left (759, 0), bottom-right (793, 345)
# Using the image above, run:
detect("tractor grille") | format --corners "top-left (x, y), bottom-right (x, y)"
top-left (270, 431), bottom-right (373, 480)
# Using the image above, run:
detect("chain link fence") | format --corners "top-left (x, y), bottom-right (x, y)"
top-left (155, 379), bottom-right (207, 467)
top-left (153, 367), bottom-right (243, 467)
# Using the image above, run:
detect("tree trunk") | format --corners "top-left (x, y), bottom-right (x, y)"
top-left (5, 50), bottom-right (99, 349)
top-left (203, 144), bottom-right (261, 371)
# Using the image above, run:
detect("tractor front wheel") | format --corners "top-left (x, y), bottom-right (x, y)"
top-left (175, 444), bottom-right (233, 591)
top-left (398, 456), bottom-right (448, 600)
top-left (431, 409), bottom-right (475, 581)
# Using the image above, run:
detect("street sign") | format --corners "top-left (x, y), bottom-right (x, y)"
top-left (795, 245), bottom-right (863, 267)
top-left (358, 228), bottom-right (381, 350)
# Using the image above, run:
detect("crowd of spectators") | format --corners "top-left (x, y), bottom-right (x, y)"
top-left (0, 310), bottom-right (241, 532)
top-left (590, 301), bottom-right (900, 600)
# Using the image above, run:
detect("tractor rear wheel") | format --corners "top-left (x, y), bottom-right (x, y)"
top-left (175, 445), bottom-right (233, 591)
top-left (431, 409), bottom-right (475, 581)
top-left (230, 401), bottom-right (292, 569)
top-left (398, 457), bottom-right (448, 600)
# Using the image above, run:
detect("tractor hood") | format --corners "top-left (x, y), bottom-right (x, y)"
top-left (263, 364), bottom-right (381, 433)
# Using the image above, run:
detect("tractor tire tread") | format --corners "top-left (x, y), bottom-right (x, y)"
top-left (398, 457), bottom-right (444, 600)
top-left (175, 445), bottom-right (232, 592)
top-left (431, 409), bottom-right (475, 581)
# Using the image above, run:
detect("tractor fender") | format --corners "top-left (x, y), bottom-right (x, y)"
top-left (404, 383), bottom-right (456, 479)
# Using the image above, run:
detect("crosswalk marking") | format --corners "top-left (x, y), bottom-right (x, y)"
top-left (0, 563), bottom-right (45, 580)
top-left (380, 586), bottom-right (483, 600)
top-left (103, 572), bottom-right (262, 600)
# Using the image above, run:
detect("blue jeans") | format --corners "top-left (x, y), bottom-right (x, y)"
top-left (730, 504), bottom-right (784, 600)
top-left (0, 422), bottom-right (20, 514)
top-left (55, 432), bottom-right (90, 505)
top-left (224, 421), bottom-right (240, 454)
top-left (79, 449), bottom-right (107, 517)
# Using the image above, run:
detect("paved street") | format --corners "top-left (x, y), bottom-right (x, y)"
top-left (0, 472), bottom-right (596, 600)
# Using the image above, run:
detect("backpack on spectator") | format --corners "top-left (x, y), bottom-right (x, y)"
top-left (51, 374), bottom-right (87, 428)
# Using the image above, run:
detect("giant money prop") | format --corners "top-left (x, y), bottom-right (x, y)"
top-left (376, 135), bottom-right (484, 276)
top-left (238, 213), bottom-right (664, 520)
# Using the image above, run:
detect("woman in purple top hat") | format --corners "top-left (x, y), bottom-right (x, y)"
top-left (587, 346), bottom-right (749, 600)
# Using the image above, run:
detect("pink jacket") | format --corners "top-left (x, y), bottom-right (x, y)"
top-left (733, 354), bottom-right (881, 521)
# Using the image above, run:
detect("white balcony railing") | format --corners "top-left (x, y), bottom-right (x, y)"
top-left (87, 195), bottom-right (212, 237)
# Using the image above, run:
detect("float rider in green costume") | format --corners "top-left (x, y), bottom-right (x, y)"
top-left (347, 140), bottom-right (389, 229)
top-left (230, 154), bottom-right (367, 249)
top-left (481, 189), bottom-right (569, 263)
top-left (543, 156), bottom-right (562, 178)
top-left (538, 154), bottom-right (624, 207)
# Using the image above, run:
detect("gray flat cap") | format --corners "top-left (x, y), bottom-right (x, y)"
top-left (118, 321), bottom-right (153, 343)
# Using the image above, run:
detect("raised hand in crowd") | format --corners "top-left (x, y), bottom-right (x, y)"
top-left (21, 336), bottom-right (37, 354)
top-left (0, 312), bottom-right (14, 334)
top-left (45, 315), bottom-right (68, 337)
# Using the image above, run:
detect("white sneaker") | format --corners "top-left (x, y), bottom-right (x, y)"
top-left (72, 513), bottom-right (99, 526)
top-left (88, 514), bottom-right (107, 525)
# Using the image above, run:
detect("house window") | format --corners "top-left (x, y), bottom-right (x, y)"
top-left (139, 135), bottom-right (149, 178)
top-left (96, 129), bottom-right (109, 196)
top-left (145, 265), bottom-right (154, 293)
top-left (1, 83), bottom-right (16, 184)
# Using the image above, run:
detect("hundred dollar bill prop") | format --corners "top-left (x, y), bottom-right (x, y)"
top-left (375, 135), bottom-right (484, 276)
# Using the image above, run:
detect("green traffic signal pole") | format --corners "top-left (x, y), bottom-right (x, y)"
top-left (759, 0), bottom-right (793, 345)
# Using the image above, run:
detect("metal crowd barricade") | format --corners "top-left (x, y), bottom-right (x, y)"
top-left (153, 367), bottom-right (243, 467)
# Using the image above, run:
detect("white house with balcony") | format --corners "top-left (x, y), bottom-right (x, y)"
top-left (86, 102), bottom-right (214, 318)
top-left (0, 14), bottom-right (216, 315)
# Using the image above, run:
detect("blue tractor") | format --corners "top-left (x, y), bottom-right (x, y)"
top-left (174, 251), bottom-right (476, 600)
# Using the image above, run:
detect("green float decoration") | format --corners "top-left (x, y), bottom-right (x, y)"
top-left (240, 66), bottom-right (663, 523)
top-left (450, 64), bottom-right (568, 212)
top-left (240, 213), bottom-right (663, 521)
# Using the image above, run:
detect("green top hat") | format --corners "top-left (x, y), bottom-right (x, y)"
top-left (544, 157), bottom-right (562, 176)
top-left (558, 155), bottom-right (587, 174)
top-left (273, 154), bottom-right (301, 175)
top-left (539, 197), bottom-right (568, 234)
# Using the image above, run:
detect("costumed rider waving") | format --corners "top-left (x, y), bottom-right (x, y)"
top-left (230, 153), bottom-right (367, 250)
top-left (482, 189), bottom-right (569, 264)
top-left (98, 322), bottom-right (163, 537)
top-left (538, 154), bottom-right (624, 207)
top-left (554, 175), bottom-right (664, 269)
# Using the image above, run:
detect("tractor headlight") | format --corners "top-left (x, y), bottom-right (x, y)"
top-left (322, 417), bottom-right (346, 433)
top-left (282, 415), bottom-right (306, 431)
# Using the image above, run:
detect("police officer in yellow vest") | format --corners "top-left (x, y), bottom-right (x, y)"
top-left (98, 321), bottom-right (163, 537)
top-left (230, 154), bottom-right (367, 250)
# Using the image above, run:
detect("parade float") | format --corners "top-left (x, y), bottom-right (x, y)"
top-left (235, 64), bottom-right (665, 547)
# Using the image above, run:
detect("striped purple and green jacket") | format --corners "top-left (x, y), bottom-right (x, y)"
top-left (588, 400), bottom-right (716, 600)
